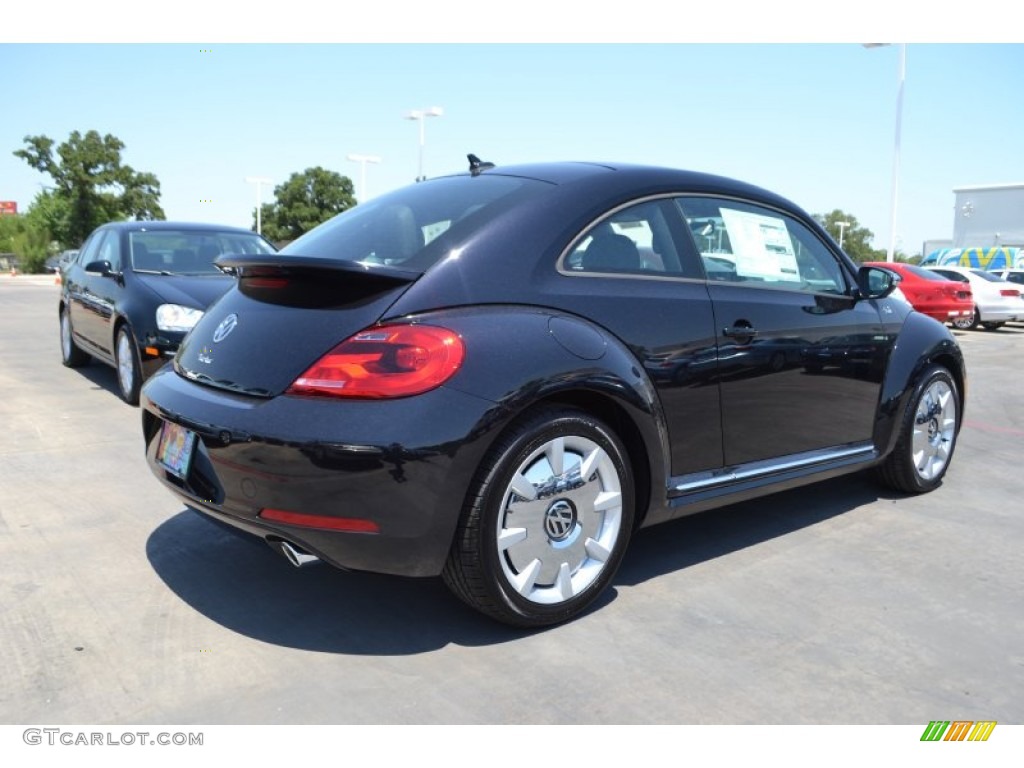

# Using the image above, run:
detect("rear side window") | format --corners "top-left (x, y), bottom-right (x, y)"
top-left (561, 199), bottom-right (700, 278)
top-left (281, 175), bottom-right (548, 274)
top-left (676, 197), bottom-right (849, 294)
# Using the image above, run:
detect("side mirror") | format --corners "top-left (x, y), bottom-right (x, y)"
top-left (857, 265), bottom-right (899, 300)
top-left (84, 260), bottom-right (115, 277)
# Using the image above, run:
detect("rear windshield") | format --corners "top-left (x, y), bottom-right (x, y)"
top-left (280, 175), bottom-right (549, 274)
top-left (970, 269), bottom-right (1005, 282)
top-left (905, 264), bottom-right (954, 281)
top-left (131, 230), bottom-right (275, 274)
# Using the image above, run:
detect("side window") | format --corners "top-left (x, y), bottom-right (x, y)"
top-left (96, 230), bottom-right (122, 272)
top-left (676, 198), bottom-right (848, 294)
top-left (562, 199), bottom-right (698, 278)
top-left (76, 231), bottom-right (105, 266)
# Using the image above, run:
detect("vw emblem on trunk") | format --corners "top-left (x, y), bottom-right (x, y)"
top-left (213, 313), bottom-right (238, 343)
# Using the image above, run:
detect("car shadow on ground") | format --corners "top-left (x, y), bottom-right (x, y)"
top-left (70, 359), bottom-right (123, 400)
top-left (146, 471), bottom-right (893, 655)
top-left (618, 472), bottom-right (885, 587)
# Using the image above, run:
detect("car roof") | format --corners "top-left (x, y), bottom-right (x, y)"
top-left (102, 220), bottom-right (257, 235)
top-left (385, 161), bottom-right (844, 318)
top-left (443, 161), bottom-right (800, 211)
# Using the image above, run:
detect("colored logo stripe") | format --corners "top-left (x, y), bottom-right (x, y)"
top-left (920, 720), bottom-right (996, 741)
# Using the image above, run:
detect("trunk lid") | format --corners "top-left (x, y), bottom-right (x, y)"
top-left (174, 256), bottom-right (419, 397)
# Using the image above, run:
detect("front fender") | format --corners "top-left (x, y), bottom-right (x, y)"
top-left (874, 312), bottom-right (966, 458)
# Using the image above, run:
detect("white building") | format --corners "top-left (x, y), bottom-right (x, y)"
top-left (950, 183), bottom-right (1024, 248)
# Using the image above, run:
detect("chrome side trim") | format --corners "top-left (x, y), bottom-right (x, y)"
top-left (671, 443), bottom-right (876, 495)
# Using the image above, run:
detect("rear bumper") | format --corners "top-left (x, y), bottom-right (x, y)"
top-left (140, 366), bottom-right (499, 577)
top-left (976, 303), bottom-right (1022, 323)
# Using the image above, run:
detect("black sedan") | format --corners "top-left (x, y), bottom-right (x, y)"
top-left (59, 221), bottom-right (276, 404)
top-left (140, 160), bottom-right (965, 627)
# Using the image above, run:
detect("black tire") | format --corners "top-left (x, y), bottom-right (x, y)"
top-left (115, 324), bottom-right (142, 406)
top-left (981, 321), bottom-right (1005, 331)
top-left (876, 365), bottom-right (960, 494)
top-left (442, 406), bottom-right (635, 627)
top-left (60, 305), bottom-right (89, 368)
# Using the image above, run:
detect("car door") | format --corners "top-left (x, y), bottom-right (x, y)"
top-left (557, 197), bottom-right (724, 476)
top-left (67, 229), bottom-right (110, 354)
top-left (675, 197), bottom-right (893, 467)
top-left (84, 229), bottom-right (126, 354)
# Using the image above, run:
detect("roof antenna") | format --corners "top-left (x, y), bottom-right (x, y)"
top-left (468, 153), bottom-right (495, 175)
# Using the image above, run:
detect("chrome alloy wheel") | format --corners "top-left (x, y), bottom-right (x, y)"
top-left (61, 311), bottom-right (73, 360)
top-left (496, 435), bottom-right (623, 605)
top-left (116, 329), bottom-right (136, 397)
top-left (911, 378), bottom-right (957, 481)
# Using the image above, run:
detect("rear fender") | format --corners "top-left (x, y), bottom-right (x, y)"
top-left (412, 306), bottom-right (671, 523)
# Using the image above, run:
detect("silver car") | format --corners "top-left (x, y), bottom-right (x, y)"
top-left (927, 266), bottom-right (1024, 330)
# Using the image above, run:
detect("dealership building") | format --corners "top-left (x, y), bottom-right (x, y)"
top-left (924, 183), bottom-right (1024, 256)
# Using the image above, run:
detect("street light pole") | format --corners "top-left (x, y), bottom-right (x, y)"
top-left (836, 221), bottom-right (851, 249)
top-left (346, 154), bottom-right (381, 202)
top-left (405, 106), bottom-right (443, 182)
top-left (865, 43), bottom-right (906, 262)
top-left (245, 176), bottom-right (272, 235)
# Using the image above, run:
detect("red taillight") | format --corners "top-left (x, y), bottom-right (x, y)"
top-left (287, 324), bottom-right (465, 399)
top-left (1000, 289), bottom-right (1020, 297)
top-left (260, 508), bottom-right (379, 533)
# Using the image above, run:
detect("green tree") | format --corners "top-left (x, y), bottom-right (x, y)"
top-left (0, 213), bottom-right (22, 255)
top-left (11, 224), bottom-right (53, 274)
top-left (24, 189), bottom-right (70, 244)
top-left (813, 210), bottom-right (883, 263)
top-left (14, 130), bottom-right (164, 247)
top-left (0, 214), bottom-right (53, 273)
top-left (256, 167), bottom-right (355, 243)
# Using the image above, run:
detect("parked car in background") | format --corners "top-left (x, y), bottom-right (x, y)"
top-left (59, 221), bottom-right (276, 404)
top-left (864, 261), bottom-right (973, 325)
top-left (990, 268), bottom-right (1024, 290)
top-left (925, 265), bottom-right (1024, 330)
top-left (139, 160), bottom-right (965, 627)
top-left (45, 249), bottom-right (79, 273)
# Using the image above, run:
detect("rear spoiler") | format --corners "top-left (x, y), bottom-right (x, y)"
top-left (214, 254), bottom-right (420, 286)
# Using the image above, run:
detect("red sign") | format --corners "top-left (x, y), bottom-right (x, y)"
top-left (0, 201), bottom-right (17, 215)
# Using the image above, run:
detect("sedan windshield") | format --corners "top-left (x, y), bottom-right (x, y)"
top-left (130, 230), bottom-right (276, 275)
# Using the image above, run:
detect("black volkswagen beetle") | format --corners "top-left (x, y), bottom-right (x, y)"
top-left (59, 221), bottom-right (276, 404)
top-left (140, 160), bottom-right (965, 627)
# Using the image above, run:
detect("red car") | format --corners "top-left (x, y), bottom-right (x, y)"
top-left (864, 262), bottom-right (973, 324)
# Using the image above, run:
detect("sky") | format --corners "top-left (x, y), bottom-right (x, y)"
top-left (1, 7), bottom-right (1022, 256)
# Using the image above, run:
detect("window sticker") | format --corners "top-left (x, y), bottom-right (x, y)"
top-left (719, 207), bottom-right (801, 282)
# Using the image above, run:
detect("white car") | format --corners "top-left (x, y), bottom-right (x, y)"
top-left (991, 268), bottom-right (1024, 290)
top-left (926, 266), bottom-right (1024, 330)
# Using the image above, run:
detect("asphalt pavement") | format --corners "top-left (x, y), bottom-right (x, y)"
top-left (1, 276), bottom-right (1022, 724)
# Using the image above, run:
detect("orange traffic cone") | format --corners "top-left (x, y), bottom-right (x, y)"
top-left (54, 271), bottom-right (62, 285)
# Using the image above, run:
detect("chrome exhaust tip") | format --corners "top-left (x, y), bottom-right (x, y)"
top-left (270, 539), bottom-right (320, 568)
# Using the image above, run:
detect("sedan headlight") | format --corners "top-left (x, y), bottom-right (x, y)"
top-left (156, 304), bottom-right (204, 333)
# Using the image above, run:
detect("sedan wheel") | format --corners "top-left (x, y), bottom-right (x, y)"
top-left (443, 407), bottom-right (634, 627)
top-left (60, 307), bottom-right (89, 368)
top-left (877, 365), bottom-right (960, 493)
top-left (115, 326), bottom-right (142, 405)
top-left (951, 309), bottom-right (978, 330)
